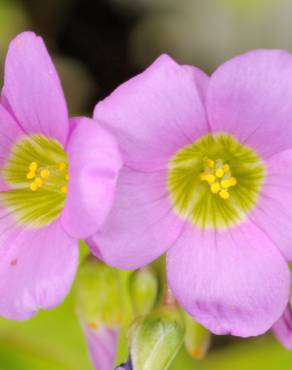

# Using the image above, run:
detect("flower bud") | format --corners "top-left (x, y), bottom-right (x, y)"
top-left (183, 311), bottom-right (211, 359)
top-left (84, 325), bottom-right (119, 370)
top-left (77, 255), bottom-right (123, 327)
top-left (272, 303), bottom-right (292, 349)
top-left (129, 266), bottom-right (159, 316)
top-left (128, 306), bottom-right (185, 370)
top-left (76, 255), bottom-right (123, 370)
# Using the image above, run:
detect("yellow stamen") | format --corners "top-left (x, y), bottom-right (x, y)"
top-left (60, 185), bottom-right (67, 193)
top-left (215, 168), bottom-right (224, 178)
top-left (58, 162), bottom-right (66, 171)
top-left (40, 169), bottom-right (50, 179)
top-left (219, 189), bottom-right (229, 200)
top-left (221, 179), bottom-right (232, 188)
top-left (34, 177), bottom-right (43, 188)
top-left (211, 182), bottom-right (220, 194)
top-left (206, 174), bottom-right (215, 183)
top-left (200, 157), bottom-right (237, 200)
top-left (65, 174), bottom-right (69, 181)
top-left (29, 162), bottom-right (37, 171)
top-left (26, 171), bottom-right (35, 179)
top-left (30, 182), bottom-right (38, 191)
top-left (229, 177), bottom-right (237, 186)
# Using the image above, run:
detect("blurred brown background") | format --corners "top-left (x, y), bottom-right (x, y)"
top-left (2, 0), bottom-right (292, 115)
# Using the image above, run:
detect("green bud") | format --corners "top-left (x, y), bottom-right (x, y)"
top-left (129, 267), bottom-right (159, 317)
top-left (128, 306), bottom-right (185, 370)
top-left (183, 311), bottom-right (211, 359)
top-left (76, 255), bottom-right (123, 328)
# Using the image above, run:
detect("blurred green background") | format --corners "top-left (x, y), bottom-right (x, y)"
top-left (0, 0), bottom-right (292, 369)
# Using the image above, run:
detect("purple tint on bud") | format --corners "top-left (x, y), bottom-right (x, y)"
top-left (272, 304), bottom-right (292, 349)
top-left (83, 324), bottom-right (119, 370)
top-left (115, 358), bottom-right (133, 370)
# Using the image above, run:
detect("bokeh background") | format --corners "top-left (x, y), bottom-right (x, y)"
top-left (0, 0), bottom-right (292, 369)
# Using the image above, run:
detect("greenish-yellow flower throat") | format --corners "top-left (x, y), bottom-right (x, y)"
top-left (1, 134), bottom-right (69, 228)
top-left (167, 133), bottom-right (265, 230)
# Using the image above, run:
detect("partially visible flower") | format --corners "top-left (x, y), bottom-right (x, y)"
top-left (76, 256), bottom-right (123, 370)
top-left (89, 52), bottom-right (292, 337)
top-left (272, 303), bottom-right (292, 349)
top-left (0, 32), bottom-right (121, 320)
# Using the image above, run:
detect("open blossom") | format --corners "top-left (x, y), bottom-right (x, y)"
top-left (88, 51), bottom-right (292, 336)
top-left (0, 32), bottom-right (121, 320)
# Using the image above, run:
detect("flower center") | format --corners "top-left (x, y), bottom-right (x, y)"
top-left (0, 134), bottom-right (69, 228)
top-left (167, 133), bottom-right (265, 229)
top-left (26, 160), bottom-right (68, 193)
top-left (199, 158), bottom-right (237, 200)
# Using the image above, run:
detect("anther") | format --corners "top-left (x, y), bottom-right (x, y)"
top-left (34, 177), bottom-right (43, 188)
top-left (229, 177), bottom-right (237, 186)
top-left (211, 182), bottom-right (220, 194)
top-left (200, 157), bottom-right (237, 200)
top-left (29, 162), bottom-right (37, 171)
top-left (26, 171), bottom-right (35, 179)
top-left (215, 168), bottom-right (224, 178)
top-left (219, 189), bottom-right (229, 199)
top-left (221, 179), bottom-right (232, 188)
top-left (30, 182), bottom-right (38, 191)
top-left (40, 169), bottom-right (50, 179)
top-left (206, 174), bottom-right (215, 183)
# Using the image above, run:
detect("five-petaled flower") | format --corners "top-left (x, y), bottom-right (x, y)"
top-left (0, 32), bottom-right (121, 319)
top-left (89, 52), bottom-right (292, 337)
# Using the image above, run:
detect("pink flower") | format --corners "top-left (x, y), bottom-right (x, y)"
top-left (0, 32), bottom-right (121, 320)
top-left (88, 52), bottom-right (292, 337)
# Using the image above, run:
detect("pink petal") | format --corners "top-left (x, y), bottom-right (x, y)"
top-left (250, 149), bottom-right (292, 261)
top-left (272, 304), bottom-right (292, 349)
top-left (2, 32), bottom-right (69, 145)
top-left (61, 118), bottom-right (122, 239)
top-left (94, 54), bottom-right (209, 171)
top-left (167, 222), bottom-right (290, 337)
top-left (0, 219), bottom-right (78, 320)
top-left (83, 324), bottom-right (119, 370)
top-left (87, 166), bottom-right (184, 269)
top-left (0, 104), bottom-right (24, 190)
top-left (183, 64), bottom-right (209, 103)
top-left (207, 50), bottom-right (292, 158)
top-left (89, 55), bottom-right (209, 269)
